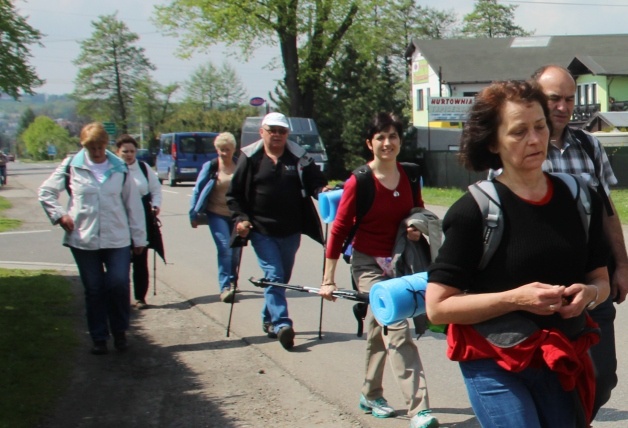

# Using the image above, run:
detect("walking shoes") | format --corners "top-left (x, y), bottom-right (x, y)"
top-left (359, 394), bottom-right (396, 418)
top-left (410, 410), bottom-right (439, 428)
top-left (277, 326), bottom-right (295, 350)
top-left (220, 288), bottom-right (235, 303)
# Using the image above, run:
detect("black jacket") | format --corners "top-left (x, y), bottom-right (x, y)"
top-left (226, 139), bottom-right (327, 245)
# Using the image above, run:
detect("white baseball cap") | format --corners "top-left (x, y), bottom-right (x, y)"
top-left (261, 112), bottom-right (290, 128)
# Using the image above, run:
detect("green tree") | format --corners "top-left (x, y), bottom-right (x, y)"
top-left (132, 77), bottom-right (179, 151)
top-left (183, 62), bottom-right (247, 110)
top-left (73, 13), bottom-right (155, 134)
top-left (15, 107), bottom-right (36, 157)
top-left (216, 63), bottom-right (248, 109)
top-left (0, 0), bottom-right (43, 99)
top-left (462, 0), bottom-right (531, 38)
top-left (154, 0), bottom-right (359, 118)
top-left (22, 116), bottom-right (73, 160)
top-left (314, 45), bottom-right (406, 176)
top-left (16, 107), bottom-right (36, 137)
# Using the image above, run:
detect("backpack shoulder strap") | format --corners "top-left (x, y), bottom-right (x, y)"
top-left (400, 162), bottom-right (421, 207)
top-left (573, 129), bottom-right (596, 167)
top-left (209, 158), bottom-right (219, 177)
top-left (341, 165), bottom-right (374, 255)
top-left (468, 180), bottom-right (504, 271)
top-left (139, 161), bottom-right (149, 179)
top-left (65, 156), bottom-right (74, 196)
top-left (551, 172), bottom-right (591, 242)
top-left (353, 164), bottom-right (375, 222)
top-left (572, 129), bottom-right (613, 215)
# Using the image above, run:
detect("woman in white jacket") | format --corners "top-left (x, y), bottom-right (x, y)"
top-left (116, 134), bottom-right (162, 309)
top-left (39, 122), bottom-right (147, 355)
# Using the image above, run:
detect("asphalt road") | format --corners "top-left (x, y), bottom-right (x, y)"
top-left (1, 161), bottom-right (628, 427)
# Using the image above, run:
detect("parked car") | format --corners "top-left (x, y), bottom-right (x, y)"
top-left (155, 132), bottom-right (218, 186)
top-left (241, 117), bottom-right (329, 174)
top-left (136, 148), bottom-right (154, 167)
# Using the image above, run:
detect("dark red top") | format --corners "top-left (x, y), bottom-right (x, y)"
top-left (326, 163), bottom-right (424, 259)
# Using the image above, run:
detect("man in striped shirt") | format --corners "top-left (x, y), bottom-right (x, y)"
top-left (534, 64), bottom-right (628, 418)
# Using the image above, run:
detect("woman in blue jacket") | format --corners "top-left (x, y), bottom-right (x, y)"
top-left (190, 132), bottom-right (240, 303)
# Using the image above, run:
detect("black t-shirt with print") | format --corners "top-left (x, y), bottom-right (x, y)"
top-left (249, 150), bottom-right (304, 236)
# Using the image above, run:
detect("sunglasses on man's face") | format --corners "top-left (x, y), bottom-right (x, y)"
top-left (263, 127), bottom-right (288, 135)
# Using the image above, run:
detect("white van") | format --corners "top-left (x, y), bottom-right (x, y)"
top-left (240, 117), bottom-right (329, 174)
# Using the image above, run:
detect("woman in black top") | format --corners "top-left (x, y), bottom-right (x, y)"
top-left (426, 81), bottom-right (609, 427)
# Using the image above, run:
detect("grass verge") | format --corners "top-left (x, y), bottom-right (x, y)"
top-left (0, 196), bottom-right (22, 232)
top-left (0, 269), bottom-right (78, 428)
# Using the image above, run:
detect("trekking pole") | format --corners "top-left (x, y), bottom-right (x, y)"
top-left (317, 223), bottom-right (328, 340)
top-left (249, 277), bottom-right (369, 302)
top-left (226, 238), bottom-right (247, 337)
top-left (152, 249), bottom-right (157, 295)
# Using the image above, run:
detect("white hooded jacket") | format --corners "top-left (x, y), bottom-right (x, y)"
top-left (38, 149), bottom-right (147, 250)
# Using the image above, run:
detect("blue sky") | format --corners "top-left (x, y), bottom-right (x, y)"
top-left (15, 0), bottom-right (628, 100)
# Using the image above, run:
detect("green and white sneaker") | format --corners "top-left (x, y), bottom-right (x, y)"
top-left (359, 394), bottom-right (396, 418)
top-left (410, 410), bottom-right (439, 428)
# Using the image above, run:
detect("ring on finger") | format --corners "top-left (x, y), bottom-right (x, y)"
top-left (549, 304), bottom-right (556, 311)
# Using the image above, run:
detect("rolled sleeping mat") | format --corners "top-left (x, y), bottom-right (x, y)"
top-left (369, 272), bottom-right (428, 326)
top-left (318, 188), bottom-right (343, 223)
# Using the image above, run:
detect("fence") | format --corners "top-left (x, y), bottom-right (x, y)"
top-left (423, 147), bottom-right (628, 190)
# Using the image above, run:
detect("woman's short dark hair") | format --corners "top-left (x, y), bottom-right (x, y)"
top-left (459, 80), bottom-right (551, 172)
top-left (115, 134), bottom-right (138, 149)
top-left (366, 112), bottom-right (404, 141)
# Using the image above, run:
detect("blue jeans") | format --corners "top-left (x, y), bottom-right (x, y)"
top-left (70, 246), bottom-right (132, 342)
top-left (588, 294), bottom-right (618, 417)
top-left (249, 231), bottom-right (300, 334)
top-left (207, 212), bottom-right (242, 292)
top-left (460, 359), bottom-right (581, 428)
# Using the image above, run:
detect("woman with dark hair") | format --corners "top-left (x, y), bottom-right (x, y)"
top-left (116, 134), bottom-right (162, 309)
top-left (320, 113), bottom-right (439, 428)
top-left (426, 80), bottom-right (610, 427)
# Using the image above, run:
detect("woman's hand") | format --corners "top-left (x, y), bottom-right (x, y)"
top-left (236, 220), bottom-right (252, 238)
top-left (133, 246), bottom-right (146, 255)
top-left (406, 225), bottom-right (422, 241)
top-left (557, 283), bottom-right (599, 319)
top-left (513, 282), bottom-right (567, 315)
top-left (319, 283), bottom-right (337, 301)
top-left (58, 215), bottom-right (74, 232)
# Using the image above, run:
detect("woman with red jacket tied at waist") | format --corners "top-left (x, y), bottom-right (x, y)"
top-left (320, 112), bottom-right (439, 428)
top-left (426, 80), bottom-right (610, 427)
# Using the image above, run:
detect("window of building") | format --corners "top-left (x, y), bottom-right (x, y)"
top-left (416, 89), bottom-right (424, 111)
top-left (577, 83), bottom-right (597, 106)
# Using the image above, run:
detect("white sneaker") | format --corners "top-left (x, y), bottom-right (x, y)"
top-left (410, 410), bottom-right (439, 428)
top-left (359, 394), bottom-right (396, 418)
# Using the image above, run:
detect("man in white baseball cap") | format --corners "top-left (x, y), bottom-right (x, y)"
top-left (227, 111), bottom-right (328, 351)
top-left (261, 112), bottom-right (290, 129)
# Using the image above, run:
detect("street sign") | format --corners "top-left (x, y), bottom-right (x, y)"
top-left (47, 145), bottom-right (57, 156)
top-left (103, 122), bottom-right (116, 136)
top-left (250, 97), bottom-right (265, 107)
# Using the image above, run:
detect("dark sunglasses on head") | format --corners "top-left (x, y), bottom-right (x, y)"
top-left (263, 127), bottom-right (288, 135)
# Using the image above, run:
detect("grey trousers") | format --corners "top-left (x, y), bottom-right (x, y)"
top-left (351, 249), bottom-right (429, 416)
